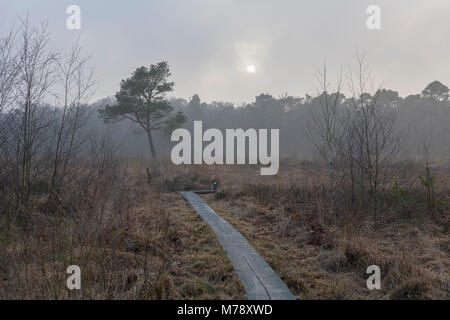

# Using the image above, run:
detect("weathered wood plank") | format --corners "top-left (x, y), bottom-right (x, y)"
top-left (180, 191), bottom-right (296, 300)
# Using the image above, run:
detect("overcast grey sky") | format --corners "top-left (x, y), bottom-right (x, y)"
top-left (1, 0), bottom-right (450, 104)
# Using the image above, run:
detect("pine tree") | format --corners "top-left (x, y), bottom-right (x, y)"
top-left (99, 61), bottom-right (186, 157)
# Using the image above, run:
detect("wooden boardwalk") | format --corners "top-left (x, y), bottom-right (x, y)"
top-left (180, 191), bottom-right (296, 300)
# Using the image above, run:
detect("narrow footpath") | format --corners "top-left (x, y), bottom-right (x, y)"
top-left (180, 191), bottom-right (296, 300)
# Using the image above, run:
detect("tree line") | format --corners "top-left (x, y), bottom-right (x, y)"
top-left (2, 17), bottom-right (450, 212)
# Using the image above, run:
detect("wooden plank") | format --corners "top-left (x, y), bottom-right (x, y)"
top-left (180, 191), bottom-right (296, 300)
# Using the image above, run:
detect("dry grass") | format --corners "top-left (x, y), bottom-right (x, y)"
top-left (162, 193), bottom-right (244, 299)
top-left (1, 157), bottom-right (448, 299)
top-left (188, 160), bottom-right (450, 300)
top-left (0, 160), bottom-right (244, 299)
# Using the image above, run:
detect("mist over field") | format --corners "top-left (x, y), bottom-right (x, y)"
top-left (0, 1), bottom-right (448, 302)
top-left (1, 1), bottom-right (450, 159)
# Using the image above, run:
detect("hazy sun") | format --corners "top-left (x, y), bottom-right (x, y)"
top-left (246, 65), bottom-right (256, 73)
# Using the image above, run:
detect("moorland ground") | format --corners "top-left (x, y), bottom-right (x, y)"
top-left (1, 158), bottom-right (449, 299)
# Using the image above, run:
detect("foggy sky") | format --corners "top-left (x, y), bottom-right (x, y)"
top-left (1, 0), bottom-right (450, 104)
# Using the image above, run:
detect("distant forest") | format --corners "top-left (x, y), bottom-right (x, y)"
top-left (90, 80), bottom-right (450, 159)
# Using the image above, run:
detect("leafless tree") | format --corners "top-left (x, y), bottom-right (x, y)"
top-left (0, 26), bottom-right (19, 113)
top-left (11, 17), bottom-right (57, 207)
top-left (48, 40), bottom-right (95, 203)
top-left (344, 52), bottom-right (402, 213)
top-left (0, 25), bottom-right (19, 188)
top-left (307, 63), bottom-right (344, 215)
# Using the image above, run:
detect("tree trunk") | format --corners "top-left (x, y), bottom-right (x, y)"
top-left (329, 147), bottom-right (334, 215)
top-left (147, 130), bottom-right (157, 158)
